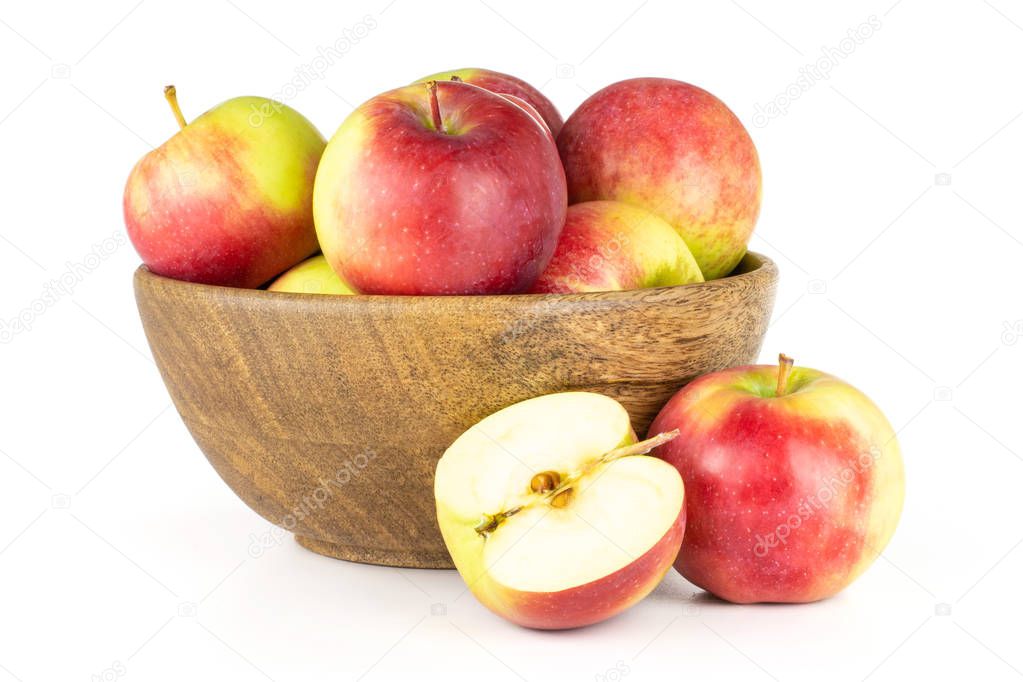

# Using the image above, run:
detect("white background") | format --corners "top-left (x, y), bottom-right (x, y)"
top-left (1, 0), bottom-right (1021, 680)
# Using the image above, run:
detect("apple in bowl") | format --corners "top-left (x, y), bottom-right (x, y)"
top-left (414, 67), bottom-right (563, 136)
top-left (649, 355), bottom-right (905, 604)
top-left (530, 200), bottom-right (704, 293)
top-left (313, 79), bottom-right (567, 295)
top-left (435, 392), bottom-right (685, 629)
top-left (267, 254), bottom-right (356, 295)
top-left (558, 77), bottom-right (761, 280)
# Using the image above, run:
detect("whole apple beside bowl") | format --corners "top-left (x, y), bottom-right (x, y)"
top-left (649, 355), bottom-right (905, 603)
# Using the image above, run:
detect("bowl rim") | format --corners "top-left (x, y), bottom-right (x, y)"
top-left (134, 250), bottom-right (777, 304)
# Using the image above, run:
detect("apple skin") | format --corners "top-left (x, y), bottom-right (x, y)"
top-left (124, 96), bottom-right (325, 288)
top-left (499, 93), bottom-right (552, 138)
top-left (648, 363), bottom-right (905, 604)
top-left (267, 254), bottom-right (356, 295)
top-left (529, 200), bottom-right (704, 293)
top-left (415, 68), bottom-right (563, 136)
top-left (438, 501), bottom-right (685, 630)
top-left (313, 80), bottom-right (567, 295)
top-left (557, 78), bottom-right (761, 280)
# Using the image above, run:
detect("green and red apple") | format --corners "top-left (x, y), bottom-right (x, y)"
top-left (313, 80), bottom-right (567, 295)
top-left (415, 68), bottom-right (563, 136)
top-left (124, 86), bottom-right (325, 288)
top-left (267, 254), bottom-right (356, 295)
top-left (435, 392), bottom-right (685, 630)
top-left (530, 200), bottom-right (703, 293)
top-left (649, 355), bottom-right (905, 604)
top-left (557, 77), bottom-right (761, 280)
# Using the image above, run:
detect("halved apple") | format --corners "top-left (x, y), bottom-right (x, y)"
top-left (434, 392), bottom-right (685, 629)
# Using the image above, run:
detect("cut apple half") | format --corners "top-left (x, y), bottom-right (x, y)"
top-left (435, 392), bottom-right (686, 629)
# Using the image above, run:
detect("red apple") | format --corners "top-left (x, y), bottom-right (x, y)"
top-left (313, 80), bottom-right (567, 295)
top-left (124, 86), bottom-right (325, 288)
top-left (648, 355), bottom-right (905, 604)
top-left (435, 392), bottom-right (685, 629)
top-left (557, 77), bottom-right (761, 280)
top-left (529, 200), bottom-right (703, 293)
top-left (499, 93), bottom-right (552, 138)
top-left (415, 68), bottom-right (563, 136)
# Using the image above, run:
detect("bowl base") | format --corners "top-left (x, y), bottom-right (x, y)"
top-left (295, 534), bottom-right (455, 569)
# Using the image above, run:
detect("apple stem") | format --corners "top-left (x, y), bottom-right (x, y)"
top-left (163, 85), bottom-right (187, 130)
top-left (426, 80), bottom-right (446, 134)
top-left (599, 429), bottom-right (680, 463)
top-left (776, 353), bottom-right (795, 396)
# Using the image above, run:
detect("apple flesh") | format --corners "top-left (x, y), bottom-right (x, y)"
top-left (435, 392), bottom-right (685, 629)
top-left (267, 254), bottom-right (356, 295)
top-left (313, 80), bottom-right (567, 295)
top-left (415, 68), bottom-right (563, 136)
top-left (648, 355), bottom-right (905, 604)
top-left (124, 87), bottom-right (325, 288)
top-left (557, 77), bottom-right (761, 280)
top-left (529, 200), bottom-right (704, 293)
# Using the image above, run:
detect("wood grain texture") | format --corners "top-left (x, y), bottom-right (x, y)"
top-left (134, 252), bottom-right (778, 568)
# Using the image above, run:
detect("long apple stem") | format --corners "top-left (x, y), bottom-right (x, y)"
top-left (776, 353), bottom-right (794, 396)
top-left (426, 80), bottom-right (445, 134)
top-left (599, 430), bottom-right (680, 463)
top-left (164, 85), bottom-right (187, 129)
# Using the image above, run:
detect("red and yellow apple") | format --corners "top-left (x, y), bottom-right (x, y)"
top-left (313, 80), bottom-right (566, 295)
top-left (435, 392), bottom-right (685, 629)
top-left (648, 355), bottom-right (905, 604)
top-left (267, 254), bottom-right (356, 295)
top-left (415, 68), bottom-right (563, 136)
top-left (529, 200), bottom-right (703, 293)
top-left (557, 77), bottom-right (761, 280)
top-left (124, 86), bottom-right (325, 288)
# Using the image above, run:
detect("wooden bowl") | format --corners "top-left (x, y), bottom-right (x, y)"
top-left (134, 252), bottom-right (777, 568)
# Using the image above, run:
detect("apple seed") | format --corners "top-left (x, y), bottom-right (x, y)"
top-left (530, 471), bottom-right (561, 493)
